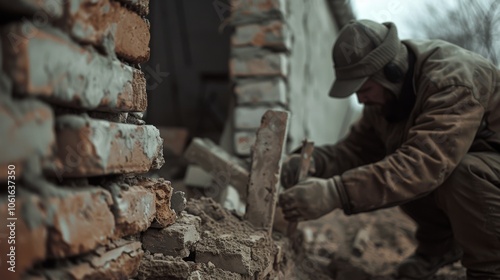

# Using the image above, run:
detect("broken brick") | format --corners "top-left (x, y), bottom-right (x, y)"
top-left (183, 138), bottom-right (250, 200)
top-left (0, 95), bottom-right (55, 178)
top-left (142, 214), bottom-right (201, 258)
top-left (244, 110), bottom-right (289, 234)
top-left (46, 187), bottom-right (115, 258)
top-left (235, 78), bottom-right (287, 106)
top-left (32, 240), bottom-right (143, 280)
top-left (106, 184), bottom-right (156, 238)
top-left (232, 21), bottom-right (291, 50)
top-left (0, 191), bottom-right (47, 280)
top-left (52, 115), bottom-right (164, 178)
top-left (131, 177), bottom-right (176, 228)
top-left (1, 23), bottom-right (147, 112)
top-left (65, 0), bottom-right (150, 63)
top-left (138, 253), bottom-right (191, 280)
top-left (230, 50), bottom-right (288, 78)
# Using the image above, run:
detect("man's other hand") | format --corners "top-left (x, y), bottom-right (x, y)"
top-left (280, 154), bottom-right (316, 189)
top-left (279, 177), bottom-right (341, 221)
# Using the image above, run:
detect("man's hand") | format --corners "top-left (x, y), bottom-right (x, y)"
top-left (279, 177), bottom-right (341, 221)
top-left (280, 154), bottom-right (316, 189)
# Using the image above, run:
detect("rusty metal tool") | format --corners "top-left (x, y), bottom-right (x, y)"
top-left (287, 139), bottom-right (315, 237)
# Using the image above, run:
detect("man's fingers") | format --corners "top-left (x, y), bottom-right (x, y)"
top-left (283, 209), bottom-right (302, 222)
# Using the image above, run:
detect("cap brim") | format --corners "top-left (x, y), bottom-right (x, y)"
top-left (329, 76), bottom-right (369, 98)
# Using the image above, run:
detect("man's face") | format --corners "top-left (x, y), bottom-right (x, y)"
top-left (355, 79), bottom-right (394, 106)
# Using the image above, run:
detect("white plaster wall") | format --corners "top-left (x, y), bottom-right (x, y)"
top-left (286, 0), bottom-right (361, 150)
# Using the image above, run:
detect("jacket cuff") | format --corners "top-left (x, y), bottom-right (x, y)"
top-left (332, 175), bottom-right (352, 215)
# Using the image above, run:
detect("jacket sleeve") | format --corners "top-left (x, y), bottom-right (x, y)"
top-left (313, 106), bottom-right (387, 178)
top-left (336, 85), bottom-right (485, 214)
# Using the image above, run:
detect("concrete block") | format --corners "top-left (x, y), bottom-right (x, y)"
top-left (235, 78), bottom-right (287, 106)
top-left (183, 138), bottom-right (250, 199)
top-left (138, 253), bottom-right (191, 280)
top-left (244, 110), bottom-right (289, 234)
top-left (195, 234), bottom-right (251, 275)
top-left (0, 191), bottom-right (47, 280)
top-left (234, 105), bottom-right (285, 130)
top-left (232, 20), bottom-right (291, 50)
top-left (129, 177), bottom-right (176, 228)
top-left (116, 0), bottom-right (149, 16)
top-left (142, 214), bottom-right (201, 258)
top-left (106, 184), bottom-right (156, 238)
top-left (230, 0), bottom-right (286, 25)
top-left (53, 115), bottom-right (164, 178)
top-left (158, 127), bottom-right (189, 156)
top-left (34, 240), bottom-right (143, 280)
top-left (234, 130), bottom-right (256, 156)
top-left (0, 0), bottom-right (63, 18)
top-left (65, 0), bottom-right (150, 63)
top-left (230, 51), bottom-right (288, 78)
top-left (0, 95), bottom-right (55, 178)
top-left (46, 187), bottom-right (115, 258)
top-left (1, 23), bottom-right (147, 112)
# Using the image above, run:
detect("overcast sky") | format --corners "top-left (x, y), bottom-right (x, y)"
top-left (350, 0), bottom-right (457, 39)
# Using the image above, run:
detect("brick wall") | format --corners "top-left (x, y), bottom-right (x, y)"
top-left (0, 1), bottom-right (176, 279)
top-left (230, 0), bottom-right (361, 156)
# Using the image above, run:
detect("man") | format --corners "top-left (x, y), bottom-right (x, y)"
top-left (279, 19), bottom-right (500, 280)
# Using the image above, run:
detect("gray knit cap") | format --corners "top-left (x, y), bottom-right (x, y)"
top-left (329, 20), bottom-right (403, 98)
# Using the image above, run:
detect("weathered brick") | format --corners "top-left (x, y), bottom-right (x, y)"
top-left (138, 253), bottom-right (191, 280)
top-left (232, 20), bottom-right (290, 50)
top-left (1, 23), bottom-right (147, 112)
top-left (234, 130), bottom-right (256, 156)
top-left (52, 115), bottom-right (164, 178)
top-left (0, 95), bottom-right (55, 179)
top-left (66, 0), bottom-right (150, 63)
top-left (158, 127), bottom-right (189, 156)
top-left (0, 191), bottom-right (47, 280)
top-left (129, 177), bottom-right (176, 228)
top-left (0, 0), bottom-right (63, 18)
top-left (230, 0), bottom-right (286, 25)
top-left (46, 187), bottom-right (115, 258)
top-left (116, 0), bottom-right (149, 16)
top-left (33, 240), bottom-right (143, 280)
top-left (244, 110), bottom-right (289, 234)
top-left (234, 105), bottom-right (284, 130)
top-left (235, 78), bottom-right (287, 106)
top-left (230, 50), bottom-right (288, 77)
top-left (142, 214), bottom-right (201, 258)
top-left (183, 138), bottom-right (250, 199)
top-left (106, 184), bottom-right (155, 238)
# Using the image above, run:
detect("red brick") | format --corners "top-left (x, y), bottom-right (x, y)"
top-left (0, 95), bottom-right (55, 178)
top-left (33, 240), bottom-right (143, 279)
top-left (230, 0), bottom-right (286, 24)
top-left (230, 51), bottom-right (288, 78)
top-left (128, 177), bottom-right (176, 228)
top-left (244, 110), bottom-right (289, 234)
top-left (232, 21), bottom-right (290, 50)
top-left (66, 0), bottom-right (150, 63)
top-left (106, 185), bottom-right (155, 238)
top-left (52, 115), bottom-right (164, 178)
top-left (1, 23), bottom-right (147, 112)
top-left (46, 187), bottom-right (115, 258)
top-left (0, 192), bottom-right (47, 280)
top-left (234, 131), bottom-right (256, 156)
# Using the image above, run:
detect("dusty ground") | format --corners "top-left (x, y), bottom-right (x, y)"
top-left (298, 207), bottom-right (467, 279)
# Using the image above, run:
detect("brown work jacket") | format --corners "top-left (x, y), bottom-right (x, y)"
top-left (314, 39), bottom-right (500, 215)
